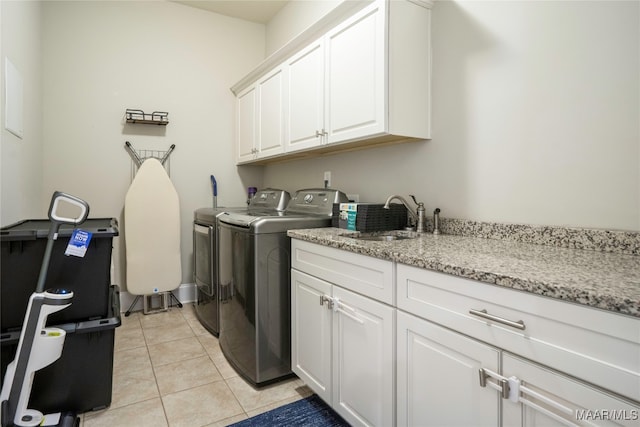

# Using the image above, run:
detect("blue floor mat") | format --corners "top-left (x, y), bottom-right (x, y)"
top-left (227, 394), bottom-right (350, 427)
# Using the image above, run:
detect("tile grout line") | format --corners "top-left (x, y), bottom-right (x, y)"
top-left (179, 307), bottom-right (251, 426)
top-left (99, 305), bottom-right (306, 426)
top-left (167, 306), bottom-right (245, 426)
top-left (146, 331), bottom-right (170, 426)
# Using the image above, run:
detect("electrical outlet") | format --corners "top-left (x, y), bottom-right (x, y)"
top-left (323, 171), bottom-right (331, 188)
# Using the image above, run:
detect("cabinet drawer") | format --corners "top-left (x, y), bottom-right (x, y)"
top-left (292, 239), bottom-right (394, 304)
top-left (397, 264), bottom-right (640, 402)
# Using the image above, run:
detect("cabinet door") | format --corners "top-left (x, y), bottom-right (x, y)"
top-left (502, 354), bottom-right (640, 427)
top-left (257, 66), bottom-right (286, 158)
top-left (291, 269), bottom-right (333, 403)
top-left (397, 311), bottom-right (501, 427)
top-left (236, 85), bottom-right (256, 163)
top-left (332, 285), bottom-right (394, 427)
top-left (286, 38), bottom-right (325, 152)
top-left (325, 2), bottom-right (385, 144)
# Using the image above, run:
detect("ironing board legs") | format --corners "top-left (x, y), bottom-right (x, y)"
top-left (169, 291), bottom-right (183, 308)
top-left (124, 292), bottom-right (183, 317)
top-left (124, 295), bottom-right (141, 317)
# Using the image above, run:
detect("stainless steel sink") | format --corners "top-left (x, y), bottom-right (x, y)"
top-left (343, 231), bottom-right (419, 241)
top-left (355, 234), bottom-right (414, 241)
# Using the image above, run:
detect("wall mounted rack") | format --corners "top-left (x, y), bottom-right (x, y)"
top-left (125, 109), bottom-right (169, 125)
top-left (124, 141), bottom-right (175, 168)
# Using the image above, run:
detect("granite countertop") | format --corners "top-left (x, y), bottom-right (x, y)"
top-left (287, 227), bottom-right (640, 318)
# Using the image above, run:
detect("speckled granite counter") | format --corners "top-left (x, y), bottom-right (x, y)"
top-left (287, 226), bottom-right (640, 318)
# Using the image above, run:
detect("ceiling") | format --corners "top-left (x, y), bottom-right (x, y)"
top-left (174, 1), bottom-right (289, 24)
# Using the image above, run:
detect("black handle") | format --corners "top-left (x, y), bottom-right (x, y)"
top-left (36, 192), bottom-right (90, 293)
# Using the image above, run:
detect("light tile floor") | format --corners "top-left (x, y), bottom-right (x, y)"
top-left (80, 304), bottom-right (312, 427)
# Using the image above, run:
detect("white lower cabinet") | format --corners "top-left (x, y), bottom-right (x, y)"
top-left (291, 239), bottom-right (394, 427)
top-left (332, 284), bottom-right (394, 427)
top-left (291, 240), bottom-right (640, 427)
top-left (291, 269), bottom-right (332, 403)
top-left (396, 264), bottom-right (640, 427)
top-left (292, 269), bottom-right (394, 427)
top-left (397, 311), bottom-right (501, 427)
top-left (397, 310), bottom-right (640, 427)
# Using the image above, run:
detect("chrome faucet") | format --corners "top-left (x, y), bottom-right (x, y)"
top-left (433, 208), bottom-right (441, 235)
top-left (383, 194), bottom-right (427, 233)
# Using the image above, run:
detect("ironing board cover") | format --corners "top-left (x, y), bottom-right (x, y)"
top-left (124, 158), bottom-right (181, 295)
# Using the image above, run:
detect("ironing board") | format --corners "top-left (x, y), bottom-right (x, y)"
top-left (125, 158), bottom-right (181, 299)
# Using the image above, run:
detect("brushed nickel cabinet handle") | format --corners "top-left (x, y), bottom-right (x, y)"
top-left (320, 295), bottom-right (333, 309)
top-left (478, 367), bottom-right (510, 399)
top-left (469, 308), bottom-right (526, 330)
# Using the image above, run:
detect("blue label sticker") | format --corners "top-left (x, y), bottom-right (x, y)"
top-left (65, 229), bottom-right (93, 257)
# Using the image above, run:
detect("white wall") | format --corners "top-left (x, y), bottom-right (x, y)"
top-left (40, 0), bottom-right (266, 289)
top-left (2, 0), bottom-right (639, 302)
top-left (262, 0), bottom-right (640, 231)
top-left (265, 0), bottom-right (342, 55)
top-left (0, 0), bottom-right (43, 225)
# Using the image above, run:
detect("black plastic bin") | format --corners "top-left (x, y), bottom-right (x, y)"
top-left (1, 285), bottom-right (121, 414)
top-left (332, 203), bottom-right (408, 232)
top-left (1, 218), bottom-right (118, 331)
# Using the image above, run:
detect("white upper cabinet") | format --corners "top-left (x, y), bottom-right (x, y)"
top-left (286, 4), bottom-right (384, 152)
top-left (236, 85), bottom-right (256, 163)
top-left (233, 0), bottom-right (432, 165)
top-left (236, 66), bottom-right (287, 163)
top-left (257, 66), bottom-right (286, 158)
top-left (324, 2), bottom-right (385, 145)
top-left (286, 39), bottom-right (325, 152)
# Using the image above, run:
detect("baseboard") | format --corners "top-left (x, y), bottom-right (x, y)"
top-left (119, 282), bottom-right (196, 313)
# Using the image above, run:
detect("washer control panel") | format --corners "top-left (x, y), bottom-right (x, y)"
top-left (287, 189), bottom-right (348, 216)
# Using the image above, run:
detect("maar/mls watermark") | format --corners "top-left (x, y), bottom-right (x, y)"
top-left (575, 409), bottom-right (639, 421)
